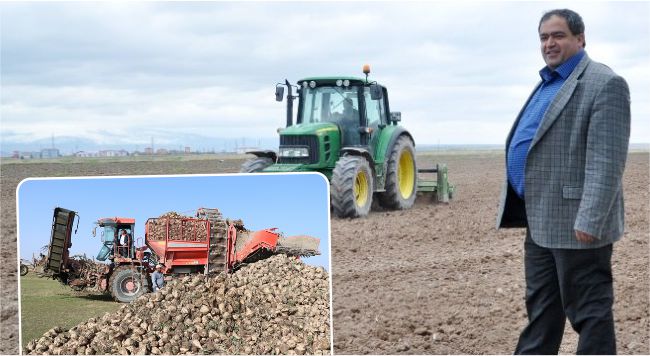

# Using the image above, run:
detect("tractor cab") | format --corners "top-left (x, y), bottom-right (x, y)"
top-left (93, 217), bottom-right (136, 261)
top-left (294, 76), bottom-right (388, 149)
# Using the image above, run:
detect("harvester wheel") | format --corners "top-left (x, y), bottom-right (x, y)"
top-left (378, 135), bottom-right (417, 210)
top-left (20, 264), bottom-right (28, 276)
top-left (240, 157), bottom-right (273, 173)
top-left (331, 156), bottom-right (373, 218)
top-left (109, 267), bottom-right (149, 303)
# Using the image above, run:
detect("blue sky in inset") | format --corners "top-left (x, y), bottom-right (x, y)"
top-left (17, 173), bottom-right (330, 270)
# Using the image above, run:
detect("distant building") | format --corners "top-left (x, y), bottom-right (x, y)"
top-left (184, 146), bottom-right (191, 154)
top-left (156, 148), bottom-right (168, 155)
top-left (40, 148), bottom-right (60, 159)
top-left (144, 147), bottom-right (153, 155)
top-left (99, 150), bottom-right (129, 157)
top-left (75, 151), bottom-right (98, 157)
top-left (19, 151), bottom-right (40, 159)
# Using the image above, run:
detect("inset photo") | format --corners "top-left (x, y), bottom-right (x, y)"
top-left (17, 173), bottom-right (331, 355)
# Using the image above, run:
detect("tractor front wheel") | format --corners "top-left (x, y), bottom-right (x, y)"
top-left (331, 156), bottom-right (373, 218)
top-left (20, 264), bottom-right (28, 276)
top-left (109, 267), bottom-right (149, 303)
top-left (378, 135), bottom-right (417, 210)
top-left (240, 157), bottom-right (274, 173)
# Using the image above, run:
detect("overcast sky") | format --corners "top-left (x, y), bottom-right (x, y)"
top-left (1, 1), bottom-right (648, 146)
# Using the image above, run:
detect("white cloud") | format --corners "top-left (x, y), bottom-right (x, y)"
top-left (1, 1), bottom-right (648, 146)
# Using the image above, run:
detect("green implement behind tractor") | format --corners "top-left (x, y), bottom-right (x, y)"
top-left (241, 65), bottom-right (453, 218)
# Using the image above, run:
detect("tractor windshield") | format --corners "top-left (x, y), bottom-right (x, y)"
top-left (299, 86), bottom-right (360, 126)
top-left (102, 225), bottom-right (117, 242)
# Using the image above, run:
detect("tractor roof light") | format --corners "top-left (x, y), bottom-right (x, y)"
top-left (309, 81), bottom-right (316, 88)
top-left (363, 64), bottom-right (371, 83)
top-left (336, 79), bottom-right (343, 87)
top-left (343, 79), bottom-right (350, 87)
top-left (301, 81), bottom-right (308, 88)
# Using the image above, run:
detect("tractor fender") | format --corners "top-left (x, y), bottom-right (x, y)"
top-left (375, 127), bottom-right (415, 164)
top-left (246, 150), bottom-right (277, 162)
top-left (339, 147), bottom-right (375, 175)
top-left (372, 127), bottom-right (415, 191)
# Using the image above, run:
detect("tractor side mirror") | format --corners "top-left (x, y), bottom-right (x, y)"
top-left (92, 227), bottom-right (96, 237)
top-left (275, 85), bottom-right (284, 102)
top-left (370, 84), bottom-right (383, 100)
top-left (390, 111), bottom-right (402, 123)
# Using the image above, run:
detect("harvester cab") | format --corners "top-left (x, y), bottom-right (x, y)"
top-left (241, 65), bottom-right (453, 218)
top-left (93, 217), bottom-right (135, 261)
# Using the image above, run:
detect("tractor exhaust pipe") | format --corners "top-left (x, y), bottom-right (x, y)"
top-left (276, 80), bottom-right (294, 127)
top-left (285, 79), bottom-right (293, 127)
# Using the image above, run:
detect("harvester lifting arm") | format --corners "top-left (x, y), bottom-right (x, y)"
top-left (225, 225), bottom-right (320, 271)
top-left (275, 235), bottom-right (320, 257)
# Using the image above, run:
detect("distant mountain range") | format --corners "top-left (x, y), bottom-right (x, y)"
top-left (2, 135), bottom-right (647, 157)
top-left (0, 134), bottom-right (281, 156)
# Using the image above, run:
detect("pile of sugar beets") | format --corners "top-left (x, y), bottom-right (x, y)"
top-left (25, 255), bottom-right (331, 355)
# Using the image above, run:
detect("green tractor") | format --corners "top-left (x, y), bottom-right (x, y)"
top-left (241, 65), bottom-right (451, 218)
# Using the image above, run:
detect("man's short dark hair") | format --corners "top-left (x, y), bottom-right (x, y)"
top-left (539, 9), bottom-right (585, 36)
top-left (539, 9), bottom-right (585, 47)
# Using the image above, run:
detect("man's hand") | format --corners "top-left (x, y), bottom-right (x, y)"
top-left (575, 229), bottom-right (596, 243)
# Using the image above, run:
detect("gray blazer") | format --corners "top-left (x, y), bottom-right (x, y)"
top-left (496, 54), bottom-right (631, 249)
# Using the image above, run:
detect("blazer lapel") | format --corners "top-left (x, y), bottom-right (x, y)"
top-left (530, 55), bottom-right (591, 149)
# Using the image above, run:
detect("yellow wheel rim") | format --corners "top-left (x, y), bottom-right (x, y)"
top-left (354, 169), bottom-right (369, 207)
top-left (398, 150), bottom-right (415, 199)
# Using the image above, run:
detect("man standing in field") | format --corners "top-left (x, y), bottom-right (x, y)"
top-left (496, 9), bottom-right (630, 354)
top-left (152, 264), bottom-right (165, 292)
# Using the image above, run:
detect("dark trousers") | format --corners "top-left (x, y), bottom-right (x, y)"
top-left (515, 231), bottom-right (616, 355)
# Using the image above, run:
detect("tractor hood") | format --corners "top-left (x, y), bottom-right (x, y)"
top-left (281, 122), bottom-right (339, 136)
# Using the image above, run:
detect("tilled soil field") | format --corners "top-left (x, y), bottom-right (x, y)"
top-left (332, 152), bottom-right (649, 354)
top-left (1, 152), bottom-right (648, 354)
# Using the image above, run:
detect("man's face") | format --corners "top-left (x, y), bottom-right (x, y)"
top-left (539, 15), bottom-right (585, 70)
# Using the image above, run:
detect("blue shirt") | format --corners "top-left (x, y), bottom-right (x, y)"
top-left (507, 50), bottom-right (585, 198)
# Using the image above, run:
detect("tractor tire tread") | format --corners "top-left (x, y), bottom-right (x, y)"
top-left (331, 156), bottom-right (373, 218)
top-left (108, 266), bottom-right (149, 303)
top-left (240, 157), bottom-right (273, 173)
top-left (378, 135), bottom-right (417, 210)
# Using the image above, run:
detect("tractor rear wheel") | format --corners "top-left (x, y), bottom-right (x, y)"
top-left (240, 157), bottom-right (273, 173)
top-left (109, 266), bottom-right (149, 303)
top-left (331, 156), bottom-right (373, 218)
top-left (378, 136), bottom-right (417, 210)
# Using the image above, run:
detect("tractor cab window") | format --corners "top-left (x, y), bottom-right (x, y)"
top-left (300, 86), bottom-right (360, 126)
top-left (364, 86), bottom-right (386, 127)
top-left (103, 225), bottom-right (116, 242)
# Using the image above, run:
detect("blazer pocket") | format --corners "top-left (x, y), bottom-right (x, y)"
top-left (562, 186), bottom-right (583, 200)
